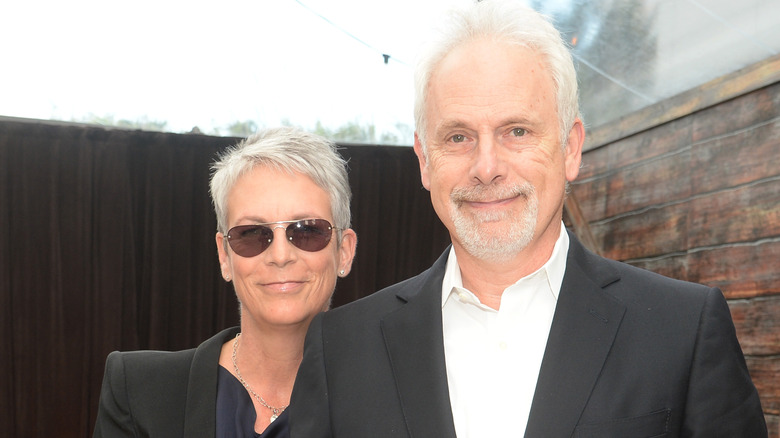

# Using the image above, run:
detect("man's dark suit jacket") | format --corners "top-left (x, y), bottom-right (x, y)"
top-left (290, 232), bottom-right (766, 437)
top-left (93, 326), bottom-right (239, 437)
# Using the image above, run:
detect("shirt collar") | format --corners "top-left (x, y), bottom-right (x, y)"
top-left (441, 223), bottom-right (570, 308)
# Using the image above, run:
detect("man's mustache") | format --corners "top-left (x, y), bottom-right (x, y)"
top-left (451, 182), bottom-right (534, 205)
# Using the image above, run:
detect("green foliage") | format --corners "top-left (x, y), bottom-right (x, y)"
top-left (70, 113), bottom-right (413, 145)
top-left (225, 120), bottom-right (258, 137)
top-left (74, 113), bottom-right (168, 131)
top-left (313, 120), bottom-right (412, 146)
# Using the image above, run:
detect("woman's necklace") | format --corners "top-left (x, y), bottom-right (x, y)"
top-left (232, 333), bottom-right (288, 422)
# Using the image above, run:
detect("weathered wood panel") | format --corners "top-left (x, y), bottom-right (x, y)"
top-left (689, 179), bottom-right (780, 248)
top-left (578, 62), bottom-right (780, 434)
top-left (568, 177), bottom-right (609, 224)
top-left (630, 240), bottom-right (780, 300)
top-left (691, 81), bottom-right (780, 143)
top-left (592, 203), bottom-right (688, 260)
top-left (767, 414), bottom-right (779, 438)
top-left (730, 296), bottom-right (780, 356)
top-left (589, 177), bottom-right (780, 261)
top-left (598, 149), bottom-right (693, 219)
top-left (746, 356), bottom-right (780, 415)
top-left (688, 240), bottom-right (780, 300)
top-left (579, 116), bottom-right (694, 180)
top-left (576, 116), bottom-right (779, 224)
top-left (691, 119), bottom-right (780, 193)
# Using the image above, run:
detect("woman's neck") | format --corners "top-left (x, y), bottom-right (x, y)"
top-left (219, 324), bottom-right (304, 432)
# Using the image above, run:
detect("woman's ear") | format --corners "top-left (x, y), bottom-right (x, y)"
top-left (216, 231), bottom-right (231, 281)
top-left (337, 228), bottom-right (358, 277)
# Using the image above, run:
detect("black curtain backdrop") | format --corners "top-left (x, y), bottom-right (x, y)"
top-left (0, 118), bottom-right (450, 437)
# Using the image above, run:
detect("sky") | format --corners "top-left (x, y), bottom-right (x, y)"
top-left (3, 0), bottom-right (777, 145)
top-left (0, 0), bottom-right (475, 144)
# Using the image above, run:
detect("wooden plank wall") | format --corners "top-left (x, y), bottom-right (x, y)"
top-left (570, 57), bottom-right (780, 435)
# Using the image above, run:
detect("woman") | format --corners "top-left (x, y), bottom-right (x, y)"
top-left (93, 127), bottom-right (357, 437)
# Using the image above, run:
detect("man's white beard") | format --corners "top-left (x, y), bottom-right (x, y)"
top-left (450, 182), bottom-right (538, 262)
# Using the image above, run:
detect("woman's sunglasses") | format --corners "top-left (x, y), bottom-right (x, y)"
top-left (226, 218), bottom-right (336, 257)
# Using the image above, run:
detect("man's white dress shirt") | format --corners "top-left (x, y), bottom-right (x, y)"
top-left (441, 225), bottom-right (569, 437)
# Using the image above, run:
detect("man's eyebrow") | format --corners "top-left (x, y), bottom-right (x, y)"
top-left (433, 119), bottom-right (468, 134)
top-left (497, 116), bottom-right (538, 127)
top-left (433, 117), bottom-right (539, 135)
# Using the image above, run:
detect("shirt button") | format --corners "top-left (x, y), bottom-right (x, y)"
top-left (457, 292), bottom-right (470, 303)
top-left (499, 341), bottom-right (508, 350)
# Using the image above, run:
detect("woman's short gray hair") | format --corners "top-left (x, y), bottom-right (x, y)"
top-left (414, 0), bottom-right (581, 152)
top-left (209, 127), bottom-right (352, 236)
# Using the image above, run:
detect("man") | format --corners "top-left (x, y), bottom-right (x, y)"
top-left (290, 1), bottom-right (767, 436)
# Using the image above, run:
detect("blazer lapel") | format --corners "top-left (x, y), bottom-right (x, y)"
top-left (183, 327), bottom-right (239, 437)
top-left (381, 250), bottom-right (458, 438)
top-left (524, 235), bottom-right (626, 437)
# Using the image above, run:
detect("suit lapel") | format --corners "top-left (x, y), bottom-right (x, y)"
top-left (183, 327), bottom-right (239, 437)
top-left (381, 251), bottom-right (458, 438)
top-left (524, 235), bottom-right (626, 437)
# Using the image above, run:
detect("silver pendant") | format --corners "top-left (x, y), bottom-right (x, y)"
top-left (270, 413), bottom-right (278, 422)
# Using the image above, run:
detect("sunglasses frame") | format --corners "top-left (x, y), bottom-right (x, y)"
top-left (225, 218), bottom-right (337, 257)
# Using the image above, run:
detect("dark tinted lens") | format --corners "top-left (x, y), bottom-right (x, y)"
top-left (287, 219), bottom-right (333, 252)
top-left (227, 225), bottom-right (273, 257)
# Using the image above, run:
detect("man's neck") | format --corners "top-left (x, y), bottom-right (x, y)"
top-left (454, 225), bottom-right (562, 310)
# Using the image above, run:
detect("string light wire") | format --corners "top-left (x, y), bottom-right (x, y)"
top-left (292, 0), bottom-right (409, 65)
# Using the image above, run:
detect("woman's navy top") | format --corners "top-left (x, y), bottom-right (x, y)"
top-left (216, 365), bottom-right (290, 438)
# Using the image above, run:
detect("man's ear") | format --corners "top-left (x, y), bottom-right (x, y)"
top-left (564, 119), bottom-right (585, 182)
top-left (414, 132), bottom-right (431, 190)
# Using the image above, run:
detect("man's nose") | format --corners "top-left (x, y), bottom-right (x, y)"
top-left (470, 136), bottom-right (505, 185)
